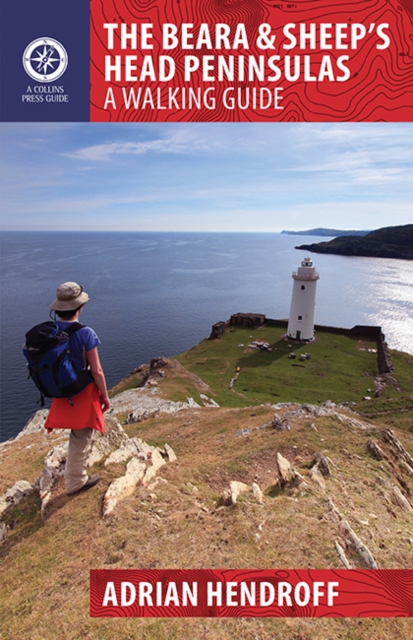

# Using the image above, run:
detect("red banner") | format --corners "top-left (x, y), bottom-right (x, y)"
top-left (90, 569), bottom-right (413, 617)
top-left (90, 0), bottom-right (413, 122)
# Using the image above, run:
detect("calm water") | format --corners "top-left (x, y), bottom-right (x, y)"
top-left (1, 231), bottom-right (412, 441)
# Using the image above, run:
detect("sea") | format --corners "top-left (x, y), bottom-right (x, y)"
top-left (1, 231), bottom-right (413, 442)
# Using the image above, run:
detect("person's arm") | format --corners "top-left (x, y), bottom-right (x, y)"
top-left (86, 347), bottom-right (111, 412)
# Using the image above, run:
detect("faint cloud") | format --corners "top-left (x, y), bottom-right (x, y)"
top-left (64, 126), bottom-right (227, 161)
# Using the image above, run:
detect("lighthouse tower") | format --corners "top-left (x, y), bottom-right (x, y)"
top-left (287, 257), bottom-right (319, 341)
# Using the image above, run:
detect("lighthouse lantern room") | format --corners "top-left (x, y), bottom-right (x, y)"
top-left (287, 257), bottom-right (319, 341)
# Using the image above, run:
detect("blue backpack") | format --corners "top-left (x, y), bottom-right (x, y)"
top-left (23, 321), bottom-right (93, 405)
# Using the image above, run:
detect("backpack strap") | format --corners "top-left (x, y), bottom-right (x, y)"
top-left (62, 322), bottom-right (95, 377)
top-left (61, 322), bottom-right (85, 338)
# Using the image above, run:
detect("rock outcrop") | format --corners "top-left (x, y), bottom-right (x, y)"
top-left (338, 520), bottom-right (379, 569)
top-left (13, 409), bottom-right (50, 440)
top-left (272, 415), bottom-right (290, 431)
top-left (221, 480), bottom-right (265, 506)
top-left (272, 402), bottom-right (372, 430)
top-left (276, 452), bottom-right (294, 486)
top-left (0, 480), bottom-right (35, 518)
top-left (115, 392), bottom-right (201, 424)
top-left (102, 442), bottom-right (176, 516)
top-left (0, 480), bottom-right (36, 543)
top-left (102, 458), bottom-right (147, 517)
top-left (381, 429), bottom-right (413, 470)
top-left (88, 416), bottom-right (128, 466)
top-left (38, 443), bottom-right (68, 512)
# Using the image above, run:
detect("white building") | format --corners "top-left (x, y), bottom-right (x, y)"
top-left (287, 257), bottom-right (319, 341)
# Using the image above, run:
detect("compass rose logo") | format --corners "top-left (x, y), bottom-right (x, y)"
top-left (23, 37), bottom-right (68, 82)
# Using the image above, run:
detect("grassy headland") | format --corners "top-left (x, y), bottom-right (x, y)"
top-left (174, 325), bottom-right (413, 432)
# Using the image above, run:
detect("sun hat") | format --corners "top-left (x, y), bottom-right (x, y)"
top-left (50, 282), bottom-right (90, 311)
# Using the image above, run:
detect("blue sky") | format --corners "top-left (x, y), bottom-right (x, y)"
top-left (0, 122), bottom-right (412, 231)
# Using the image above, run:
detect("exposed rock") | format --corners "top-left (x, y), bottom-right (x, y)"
top-left (313, 452), bottom-right (331, 477)
top-left (325, 499), bottom-right (342, 523)
top-left (38, 443), bottom-right (68, 512)
top-left (199, 394), bottom-right (220, 408)
top-left (221, 481), bottom-right (250, 506)
top-left (88, 416), bottom-right (128, 466)
top-left (130, 363), bottom-right (149, 376)
top-left (230, 481), bottom-right (250, 503)
top-left (273, 403), bottom-right (332, 418)
top-left (142, 449), bottom-right (166, 487)
top-left (102, 458), bottom-right (146, 516)
top-left (236, 422), bottom-right (269, 437)
top-left (123, 408), bottom-right (160, 424)
top-left (276, 452), bottom-right (294, 487)
top-left (251, 482), bottom-right (264, 504)
top-left (375, 374), bottom-right (401, 396)
top-left (164, 443), bottom-right (177, 462)
top-left (109, 388), bottom-right (200, 419)
top-left (391, 486), bottom-right (413, 513)
top-left (104, 438), bottom-right (153, 466)
top-left (271, 402), bottom-right (371, 429)
top-left (151, 449), bottom-right (167, 471)
top-left (309, 465), bottom-right (326, 490)
top-left (0, 521), bottom-right (7, 544)
top-left (339, 520), bottom-right (378, 569)
top-left (186, 398), bottom-right (201, 408)
top-left (272, 415), bottom-right (290, 431)
top-left (289, 471), bottom-right (308, 493)
top-left (335, 540), bottom-right (352, 569)
top-left (0, 480), bottom-right (35, 518)
top-left (399, 460), bottom-right (413, 478)
top-left (381, 429), bottom-right (413, 470)
top-left (14, 409), bottom-right (50, 440)
top-left (140, 441), bottom-right (158, 455)
top-left (150, 357), bottom-right (169, 374)
top-left (221, 488), bottom-right (233, 506)
top-left (367, 439), bottom-right (385, 461)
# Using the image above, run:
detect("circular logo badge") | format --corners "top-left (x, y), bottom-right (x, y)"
top-left (23, 37), bottom-right (68, 82)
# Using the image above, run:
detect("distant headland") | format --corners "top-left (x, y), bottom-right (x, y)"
top-left (281, 228), bottom-right (370, 237)
top-left (295, 224), bottom-right (413, 260)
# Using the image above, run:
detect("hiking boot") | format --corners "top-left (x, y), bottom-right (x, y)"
top-left (67, 474), bottom-right (100, 496)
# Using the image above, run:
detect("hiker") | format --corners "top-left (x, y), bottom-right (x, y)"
top-left (43, 282), bottom-right (111, 496)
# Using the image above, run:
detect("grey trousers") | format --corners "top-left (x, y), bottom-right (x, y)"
top-left (64, 428), bottom-right (94, 494)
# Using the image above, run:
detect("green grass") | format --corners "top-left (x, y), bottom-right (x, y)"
top-left (109, 373), bottom-right (143, 397)
top-left (356, 349), bottom-right (413, 433)
top-left (177, 326), bottom-right (378, 405)
top-left (176, 325), bottom-right (413, 430)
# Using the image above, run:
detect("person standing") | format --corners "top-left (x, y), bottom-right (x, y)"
top-left (44, 282), bottom-right (110, 495)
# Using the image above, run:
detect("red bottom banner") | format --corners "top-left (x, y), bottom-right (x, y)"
top-left (90, 569), bottom-right (413, 617)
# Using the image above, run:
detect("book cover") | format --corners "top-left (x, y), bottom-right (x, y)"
top-left (1, 1), bottom-right (412, 638)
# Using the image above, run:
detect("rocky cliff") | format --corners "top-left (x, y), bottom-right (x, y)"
top-left (1, 358), bottom-right (413, 640)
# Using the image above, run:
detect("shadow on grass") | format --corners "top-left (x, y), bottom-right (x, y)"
top-left (236, 338), bottom-right (306, 370)
top-left (0, 477), bottom-right (81, 560)
top-left (0, 492), bottom-right (43, 560)
top-left (266, 483), bottom-right (282, 498)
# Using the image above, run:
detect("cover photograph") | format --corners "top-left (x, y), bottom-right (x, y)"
top-left (0, 1), bottom-right (413, 638)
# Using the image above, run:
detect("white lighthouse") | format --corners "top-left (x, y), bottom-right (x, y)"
top-left (287, 257), bottom-right (319, 341)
